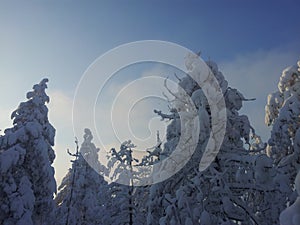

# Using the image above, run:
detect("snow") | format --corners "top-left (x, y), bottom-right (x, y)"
top-left (200, 210), bottom-right (212, 225)
top-left (280, 172), bottom-right (300, 225)
top-left (0, 145), bottom-right (26, 174)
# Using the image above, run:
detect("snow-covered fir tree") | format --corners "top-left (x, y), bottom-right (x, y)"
top-left (265, 60), bottom-right (300, 223)
top-left (145, 54), bottom-right (280, 225)
top-left (55, 128), bottom-right (108, 225)
top-left (0, 78), bottom-right (56, 225)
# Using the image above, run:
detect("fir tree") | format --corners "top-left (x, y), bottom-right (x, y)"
top-left (0, 78), bottom-right (56, 225)
top-left (266, 60), bottom-right (300, 223)
top-left (55, 129), bottom-right (108, 225)
top-left (146, 54), bottom-right (273, 225)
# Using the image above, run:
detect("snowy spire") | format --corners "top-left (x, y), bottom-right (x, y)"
top-left (83, 128), bottom-right (93, 143)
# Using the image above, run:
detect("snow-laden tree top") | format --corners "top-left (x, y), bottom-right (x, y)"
top-left (265, 61), bottom-right (300, 126)
top-left (1, 78), bottom-right (55, 148)
top-left (265, 60), bottom-right (300, 162)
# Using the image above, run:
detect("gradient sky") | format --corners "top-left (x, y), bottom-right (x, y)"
top-left (1, 0), bottom-right (300, 185)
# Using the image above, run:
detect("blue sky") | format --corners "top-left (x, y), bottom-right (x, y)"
top-left (1, 0), bottom-right (300, 185)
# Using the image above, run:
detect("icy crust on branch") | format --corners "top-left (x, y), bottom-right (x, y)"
top-left (55, 129), bottom-right (108, 225)
top-left (0, 79), bottom-right (56, 225)
top-left (265, 61), bottom-right (300, 161)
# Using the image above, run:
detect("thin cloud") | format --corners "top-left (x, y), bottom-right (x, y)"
top-left (94, 66), bottom-right (176, 152)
